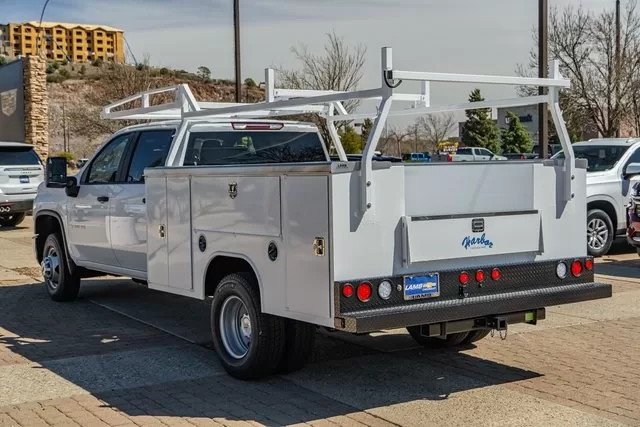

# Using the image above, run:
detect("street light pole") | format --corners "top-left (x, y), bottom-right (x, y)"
top-left (538, 0), bottom-right (549, 159)
top-left (233, 0), bottom-right (241, 103)
top-left (37, 0), bottom-right (52, 55)
top-left (615, 0), bottom-right (621, 137)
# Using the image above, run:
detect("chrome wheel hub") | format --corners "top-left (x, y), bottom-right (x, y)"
top-left (587, 218), bottom-right (609, 250)
top-left (219, 296), bottom-right (252, 359)
top-left (41, 247), bottom-right (61, 290)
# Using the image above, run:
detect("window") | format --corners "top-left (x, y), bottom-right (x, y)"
top-left (0, 146), bottom-right (41, 165)
top-left (86, 134), bottom-right (131, 184)
top-left (477, 148), bottom-right (493, 157)
top-left (182, 130), bottom-right (327, 166)
top-left (553, 145), bottom-right (631, 172)
top-left (125, 130), bottom-right (174, 183)
top-left (456, 148), bottom-right (472, 155)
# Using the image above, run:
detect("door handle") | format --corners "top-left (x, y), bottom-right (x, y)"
top-left (97, 196), bottom-right (109, 203)
top-left (142, 197), bottom-right (146, 204)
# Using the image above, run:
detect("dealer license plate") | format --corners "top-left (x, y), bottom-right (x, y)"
top-left (19, 176), bottom-right (30, 183)
top-left (403, 273), bottom-right (440, 301)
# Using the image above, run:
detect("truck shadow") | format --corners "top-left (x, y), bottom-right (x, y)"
top-left (0, 281), bottom-right (541, 424)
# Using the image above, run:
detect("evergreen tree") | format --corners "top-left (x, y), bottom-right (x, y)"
top-left (501, 111), bottom-right (534, 153)
top-left (338, 126), bottom-right (364, 154)
top-left (461, 89), bottom-right (501, 153)
top-left (361, 118), bottom-right (373, 143)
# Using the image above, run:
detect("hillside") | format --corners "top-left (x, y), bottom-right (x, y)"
top-left (45, 61), bottom-right (265, 159)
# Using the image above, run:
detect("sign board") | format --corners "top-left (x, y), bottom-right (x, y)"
top-left (0, 60), bottom-right (25, 142)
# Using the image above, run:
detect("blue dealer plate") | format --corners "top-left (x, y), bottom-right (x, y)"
top-left (19, 176), bottom-right (30, 183)
top-left (403, 273), bottom-right (440, 301)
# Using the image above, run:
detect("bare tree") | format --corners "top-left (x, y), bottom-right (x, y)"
top-left (275, 31), bottom-right (367, 149)
top-left (517, 1), bottom-right (640, 138)
top-left (378, 125), bottom-right (411, 157)
top-left (416, 113), bottom-right (456, 152)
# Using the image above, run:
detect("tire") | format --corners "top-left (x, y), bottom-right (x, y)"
top-left (461, 329), bottom-right (491, 344)
top-left (210, 273), bottom-right (286, 380)
top-left (406, 326), bottom-right (469, 348)
top-left (0, 212), bottom-right (26, 228)
top-left (275, 319), bottom-right (316, 375)
top-left (587, 209), bottom-right (614, 257)
top-left (41, 232), bottom-right (81, 302)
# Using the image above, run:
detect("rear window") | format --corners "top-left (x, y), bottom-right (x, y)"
top-left (183, 131), bottom-right (327, 166)
top-left (0, 146), bottom-right (41, 166)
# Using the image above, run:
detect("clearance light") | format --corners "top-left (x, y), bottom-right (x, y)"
top-left (571, 260), bottom-right (583, 277)
top-left (475, 270), bottom-right (485, 282)
top-left (342, 283), bottom-right (354, 298)
top-left (232, 123), bottom-right (284, 130)
top-left (459, 272), bottom-right (470, 285)
top-left (491, 268), bottom-right (501, 281)
top-left (357, 282), bottom-right (372, 302)
top-left (585, 258), bottom-right (594, 271)
top-left (556, 262), bottom-right (568, 279)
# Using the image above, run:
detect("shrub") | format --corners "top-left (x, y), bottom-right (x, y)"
top-left (56, 151), bottom-right (74, 161)
top-left (244, 78), bottom-right (257, 88)
top-left (46, 74), bottom-right (66, 83)
top-left (59, 68), bottom-right (70, 78)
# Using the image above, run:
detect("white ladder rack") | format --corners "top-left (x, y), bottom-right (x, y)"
top-left (101, 46), bottom-right (575, 212)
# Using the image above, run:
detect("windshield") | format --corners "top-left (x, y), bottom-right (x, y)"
top-left (0, 146), bottom-right (42, 166)
top-left (551, 145), bottom-right (630, 172)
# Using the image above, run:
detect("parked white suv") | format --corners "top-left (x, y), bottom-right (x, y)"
top-left (0, 142), bottom-right (44, 227)
top-left (552, 138), bottom-right (640, 256)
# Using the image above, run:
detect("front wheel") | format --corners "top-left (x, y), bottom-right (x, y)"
top-left (0, 212), bottom-right (26, 228)
top-left (42, 233), bottom-right (81, 301)
top-left (210, 273), bottom-right (285, 380)
top-left (587, 209), bottom-right (614, 257)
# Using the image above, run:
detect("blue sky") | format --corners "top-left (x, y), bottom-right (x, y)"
top-left (1, 0), bottom-right (615, 129)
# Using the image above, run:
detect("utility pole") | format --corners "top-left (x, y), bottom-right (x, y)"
top-left (616, 0), bottom-right (621, 137)
top-left (233, 0), bottom-right (241, 103)
top-left (538, 0), bottom-right (549, 159)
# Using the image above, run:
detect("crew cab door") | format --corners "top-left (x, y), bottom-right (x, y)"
top-left (67, 133), bottom-right (132, 266)
top-left (109, 129), bottom-right (174, 273)
top-left (475, 148), bottom-right (494, 161)
top-left (620, 147), bottom-right (640, 229)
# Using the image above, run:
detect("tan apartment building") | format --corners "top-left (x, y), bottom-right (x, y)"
top-left (1, 21), bottom-right (124, 63)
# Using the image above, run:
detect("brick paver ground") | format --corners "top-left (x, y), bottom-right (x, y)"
top-left (2, 221), bottom-right (640, 426)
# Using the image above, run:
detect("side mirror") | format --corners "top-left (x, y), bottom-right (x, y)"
top-left (625, 162), bottom-right (640, 178)
top-left (45, 157), bottom-right (68, 188)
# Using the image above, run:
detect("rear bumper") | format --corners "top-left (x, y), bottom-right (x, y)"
top-left (0, 199), bottom-right (34, 214)
top-left (334, 281), bottom-right (612, 333)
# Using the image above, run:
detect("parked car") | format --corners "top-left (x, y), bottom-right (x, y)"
top-left (449, 147), bottom-right (507, 161)
top-left (0, 141), bottom-right (44, 228)
top-left (551, 137), bottom-right (640, 256)
top-left (402, 152), bottom-right (430, 162)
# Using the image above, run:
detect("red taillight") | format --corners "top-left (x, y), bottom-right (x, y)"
top-left (357, 282), bottom-right (372, 302)
top-left (447, 155), bottom-right (453, 162)
top-left (459, 271), bottom-right (469, 285)
top-left (342, 283), bottom-right (354, 298)
top-left (571, 260), bottom-right (583, 277)
top-left (475, 270), bottom-right (485, 282)
top-left (491, 268), bottom-right (501, 281)
top-left (520, 155), bottom-right (524, 160)
top-left (585, 258), bottom-right (593, 270)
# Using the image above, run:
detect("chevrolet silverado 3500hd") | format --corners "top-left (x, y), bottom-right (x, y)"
top-left (33, 47), bottom-right (611, 380)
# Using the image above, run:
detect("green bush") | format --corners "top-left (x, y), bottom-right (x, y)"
top-left (56, 151), bottom-right (74, 161)
top-left (59, 68), bottom-right (70, 78)
top-left (244, 78), bottom-right (257, 88)
top-left (46, 64), bottom-right (56, 74)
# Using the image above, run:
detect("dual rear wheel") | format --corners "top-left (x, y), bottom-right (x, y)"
top-left (210, 273), bottom-right (316, 380)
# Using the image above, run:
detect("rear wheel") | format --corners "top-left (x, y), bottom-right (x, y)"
top-left (0, 212), bottom-right (26, 228)
top-left (276, 319), bottom-right (316, 375)
top-left (587, 209), bottom-right (614, 257)
top-left (42, 232), bottom-right (81, 302)
top-left (210, 273), bottom-right (285, 380)
top-left (406, 326), bottom-right (469, 348)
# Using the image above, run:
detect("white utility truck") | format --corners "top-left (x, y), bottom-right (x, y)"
top-left (33, 47), bottom-right (611, 380)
